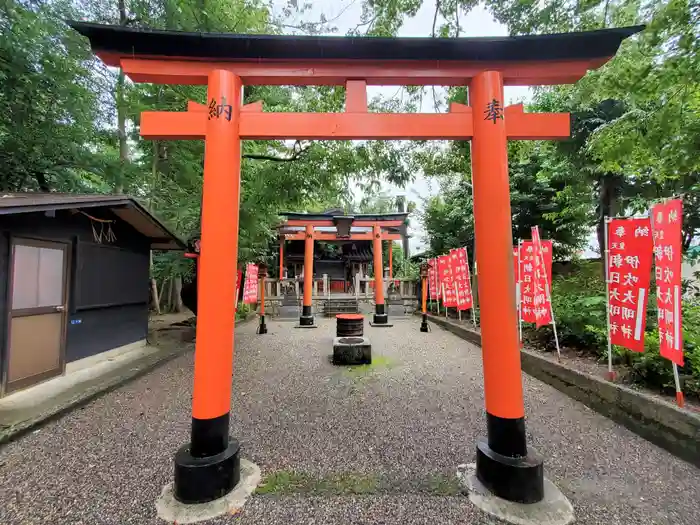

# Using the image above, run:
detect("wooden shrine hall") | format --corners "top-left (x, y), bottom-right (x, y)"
top-left (276, 210), bottom-right (407, 327)
top-left (276, 209), bottom-right (409, 293)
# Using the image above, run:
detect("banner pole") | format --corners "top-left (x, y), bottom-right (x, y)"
top-left (650, 205), bottom-right (684, 407)
top-left (464, 247), bottom-right (477, 328)
top-left (517, 239), bottom-right (523, 347)
top-left (672, 363), bottom-right (685, 408)
top-left (455, 282), bottom-right (461, 322)
top-left (442, 282), bottom-right (448, 319)
top-left (434, 260), bottom-right (439, 315)
top-left (535, 232), bottom-right (560, 360)
top-left (603, 216), bottom-right (616, 381)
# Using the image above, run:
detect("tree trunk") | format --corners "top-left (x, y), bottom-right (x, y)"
top-left (114, 0), bottom-right (129, 194)
top-left (158, 278), bottom-right (167, 312)
top-left (151, 278), bottom-right (161, 315)
top-left (165, 278), bottom-right (174, 313)
top-left (596, 174), bottom-right (621, 279)
top-left (150, 252), bottom-right (161, 315)
top-left (173, 277), bottom-right (184, 313)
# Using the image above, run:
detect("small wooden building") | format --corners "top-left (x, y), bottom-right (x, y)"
top-left (0, 193), bottom-right (185, 396)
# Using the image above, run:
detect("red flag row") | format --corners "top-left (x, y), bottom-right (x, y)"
top-left (242, 263), bottom-right (259, 304)
top-left (427, 247), bottom-right (474, 311)
top-left (605, 199), bottom-right (684, 366)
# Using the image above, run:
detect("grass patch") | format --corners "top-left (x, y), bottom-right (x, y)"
top-left (255, 470), bottom-right (463, 496)
top-left (256, 470), bottom-right (379, 495)
top-left (342, 355), bottom-right (396, 378)
top-left (420, 473), bottom-right (463, 496)
top-left (255, 471), bottom-right (311, 495)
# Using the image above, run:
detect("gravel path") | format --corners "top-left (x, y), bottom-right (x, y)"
top-left (0, 318), bottom-right (698, 524)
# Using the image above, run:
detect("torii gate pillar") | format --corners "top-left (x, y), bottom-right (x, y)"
top-left (470, 71), bottom-right (542, 502)
top-left (174, 70), bottom-right (243, 504)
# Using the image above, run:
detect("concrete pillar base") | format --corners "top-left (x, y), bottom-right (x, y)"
top-left (476, 438), bottom-right (543, 503)
top-left (158, 458), bottom-right (261, 524)
top-left (459, 463), bottom-right (574, 525)
top-left (173, 438), bottom-right (240, 504)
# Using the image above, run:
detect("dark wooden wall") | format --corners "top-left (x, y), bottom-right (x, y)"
top-left (0, 208), bottom-right (151, 378)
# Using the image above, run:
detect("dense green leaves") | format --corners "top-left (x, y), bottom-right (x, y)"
top-left (0, 0), bottom-right (113, 192)
top-left (1, 0), bottom-right (698, 318)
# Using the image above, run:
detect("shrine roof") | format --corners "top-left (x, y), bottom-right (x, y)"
top-left (280, 211), bottom-right (408, 222)
top-left (68, 21), bottom-right (643, 66)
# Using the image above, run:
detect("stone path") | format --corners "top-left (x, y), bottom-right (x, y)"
top-left (0, 318), bottom-right (698, 524)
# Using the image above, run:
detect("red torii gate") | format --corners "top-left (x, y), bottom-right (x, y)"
top-left (278, 214), bottom-right (405, 327)
top-left (70, 20), bottom-right (642, 507)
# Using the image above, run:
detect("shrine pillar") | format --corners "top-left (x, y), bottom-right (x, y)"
top-left (470, 70), bottom-right (544, 503)
top-left (299, 224), bottom-right (315, 326)
top-left (279, 238), bottom-right (284, 280)
top-left (174, 70), bottom-right (242, 504)
top-left (420, 262), bottom-right (429, 332)
top-left (388, 240), bottom-right (393, 279)
top-left (372, 225), bottom-right (389, 325)
top-left (258, 263), bottom-right (268, 334)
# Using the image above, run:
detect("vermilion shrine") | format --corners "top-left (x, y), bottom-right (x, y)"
top-left (70, 19), bottom-right (642, 510)
top-left (277, 211), bottom-right (407, 326)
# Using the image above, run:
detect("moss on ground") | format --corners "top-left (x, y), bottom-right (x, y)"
top-left (256, 471), bottom-right (379, 495)
top-left (342, 355), bottom-right (396, 379)
top-left (255, 470), bottom-right (462, 496)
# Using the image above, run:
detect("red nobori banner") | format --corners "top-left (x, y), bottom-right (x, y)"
top-left (455, 247), bottom-right (474, 310)
top-left (428, 259), bottom-right (438, 300)
top-left (531, 227), bottom-right (553, 328)
top-left (234, 269), bottom-right (243, 312)
top-left (242, 263), bottom-right (259, 304)
top-left (651, 200), bottom-right (684, 366)
top-left (606, 217), bottom-right (653, 353)
top-left (435, 257), bottom-right (443, 300)
top-left (439, 254), bottom-right (457, 307)
top-left (518, 239), bottom-right (552, 324)
top-left (514, 246), bottom-right (520, 305)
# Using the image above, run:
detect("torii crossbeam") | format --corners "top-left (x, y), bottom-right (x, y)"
top-left (69, 20), bottom-right (643, 509)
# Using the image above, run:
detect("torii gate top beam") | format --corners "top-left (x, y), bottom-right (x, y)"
top-left (276, 211), bottom-right (407, 242)
top-left (68, 21), bottom-right (643, 86)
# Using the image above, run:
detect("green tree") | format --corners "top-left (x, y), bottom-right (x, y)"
top-left (0, 0), bottom-right (113, 192)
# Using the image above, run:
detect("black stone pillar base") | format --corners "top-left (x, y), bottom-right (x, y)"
top-left (475, 438), bottom-right (544, 504)
top-left (420, 314), bottom-right (429, 332)
top-left (333, 336), bottom-right (371, 365)
top-left (372, 303), bottom-right (389, 326)
top-left (258, 315), bottom-right (268, 334)
top-left (298, 305), bottom-right (315, 327)
top-left (174, 438), bottom-right (241, 504)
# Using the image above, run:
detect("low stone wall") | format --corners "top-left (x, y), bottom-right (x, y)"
top-left (426, 313), bottom-right (700, 468)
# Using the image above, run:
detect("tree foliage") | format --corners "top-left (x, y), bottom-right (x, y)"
top-left (2, 0), bottom-right (698, 319)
